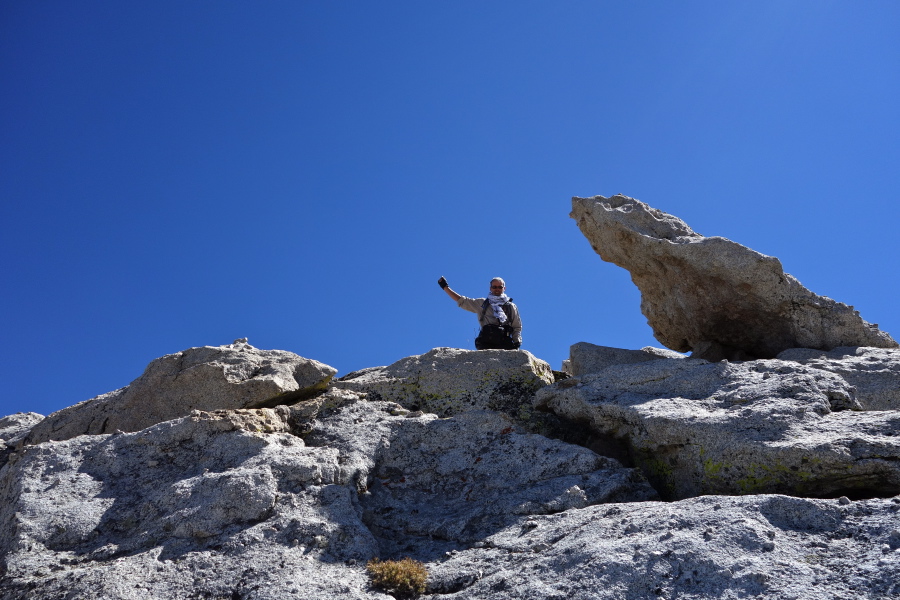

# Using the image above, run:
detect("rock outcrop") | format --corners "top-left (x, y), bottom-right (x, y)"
top-left (778, 346), bottom-right (900, 411)
top-left (535, 357), bottom-right (900, 500)
top-left (0, 412), bottom-right (43, 471)
top-left (0, 390), bottom-right (655, 599)
top-left (3, 392), bottom-right (898, 598)
top-left (333, 347), bottom-right (556, 433)
top-left (563, 342), bottom-right (684, 376)
top-left (427, 493), bottom-right (900, 599)
top-left (570, 194), bottom-right (897, 360)
top-left (5, 187), bottom-right (900, 598)
top-left (4, 338), bottom-right (900, 597)
top-left (24, 340), bottom-right (336, 445)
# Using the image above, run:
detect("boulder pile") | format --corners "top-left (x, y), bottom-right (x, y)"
top-left (2, 196), bottom-right (899, 599)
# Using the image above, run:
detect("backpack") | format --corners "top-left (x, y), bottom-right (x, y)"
top-left (476, 298), bottom-right (517, 350)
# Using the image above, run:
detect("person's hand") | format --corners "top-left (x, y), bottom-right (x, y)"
top-left (438, 276), bottom-right (448, 289)
top-left (513, 341), bottom-right (522, 349)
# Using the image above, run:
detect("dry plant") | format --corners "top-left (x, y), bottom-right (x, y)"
top-left (366, 557), bottom-right (428, 597)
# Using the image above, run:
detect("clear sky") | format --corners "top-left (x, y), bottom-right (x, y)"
top-left (2, 2), bottom-right (898, 419)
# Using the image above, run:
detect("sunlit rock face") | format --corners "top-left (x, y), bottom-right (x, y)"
top-left (535, 356), bottom-right (900, 501)
top-left (778, 345), bottom-right (900, 410)
top-left (5, 186), bottom-right (900, 598)
top-left (0, 390), bottom-right (656, 599)
top-left (332, 347), bottom-right (560, 435)
top-left (3, 335), bottom-right (900, 597)
top-left (0, 412), bottom-right (43, 471)
top-left (570, 194), bottom-right (897, 361)
top-left (563, 342), bottom-right (685, 376)
top-left (24, 339), bottom-right (337, 446)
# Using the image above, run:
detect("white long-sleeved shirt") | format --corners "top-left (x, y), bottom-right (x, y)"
top-left (456, 296), bottom-right (523, 344)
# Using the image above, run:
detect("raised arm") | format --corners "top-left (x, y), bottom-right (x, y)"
top-left (438, 276), bottom-right (462, 302)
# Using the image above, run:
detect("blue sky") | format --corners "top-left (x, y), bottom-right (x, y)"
top-left (2, 2), bottom-right (899, 419)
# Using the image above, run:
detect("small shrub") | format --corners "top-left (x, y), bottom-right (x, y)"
top-left (366, 557), bottom-right (428, 597)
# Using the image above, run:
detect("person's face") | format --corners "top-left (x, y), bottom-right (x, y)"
top-left (489, 280), bottom-right (505, 296)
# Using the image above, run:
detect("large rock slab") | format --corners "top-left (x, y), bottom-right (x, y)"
top-left (0, 390), bottom-right (655, 598)
top-left (24, 339), bottom-right (337, 445)
top-left (563, 342), bottom-right (684, 376)
top-left (304, 395), bottom-right (657, 559)
top-left (427, 493), bottom-right (900, 599)
top-left (332, 347), bottom-right (556, 433)
top-left (778, 346), bottom-right (900, 411)
top-left (0, 404), bottom-right (376, 599)
top-left (535, 357), bottom-right (900, 500)
top-left (571, 194), bottom-right (897, 360)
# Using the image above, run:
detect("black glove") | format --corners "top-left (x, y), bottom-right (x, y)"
top-left (513, 341), bottom-right (521, 349)
top-left (438, 276), bottom-right (448, 289)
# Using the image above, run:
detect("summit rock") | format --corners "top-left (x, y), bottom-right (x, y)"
top-left (570, 194), bottom-right (897, 360)
top-left (24, 340), bottom-right (336, 446)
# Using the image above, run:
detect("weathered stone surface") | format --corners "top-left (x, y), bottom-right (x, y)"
top-left (0, 390), bottom-right (654, 599)
top-left (5, 341), bottom-right (900, 599)
top-left (0, 404), bottom-right (374, 599)
top-left (535, 357), bottom-right (900, 500)
top-left (304, 396), bottom-right (657, 559)
top-left (0, 412), bottom-right (43, 443)
top-left (564, 342), bottom-right (685, 376)
top-left (24, 339), bottom-right (337, 445)
top-left (427, 494), bottom-right (900, 599)
top-left (6, 409), bottom-right (897, 600)
top-left (778, 346), bottom-right (900, 411)
top-left (571, 194), bottom-right (897, 360)
top-left (332, 347), bottom-right (554, 432)
top-left (0, 412), bottom-right (43, 470)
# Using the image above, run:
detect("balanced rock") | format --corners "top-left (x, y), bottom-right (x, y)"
top-left (0, 392), bottom-right (655, 598)
top-left (24, 339), bottom-right (336, 445)
top-left (564, 342), bottom-right (684, 376)
top-left (535, 357), bottom-right (900, 500)
top-left (570, 194), bottom-right (897, 360)
top-left (332, 347), bottom-right (555, 432)
top-left (778, 346), bottom-right (900, 411)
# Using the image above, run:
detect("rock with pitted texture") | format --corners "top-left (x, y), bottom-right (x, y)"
top-left (563, 342), bottom-right (685, 376)
top-left (0, 412), bottom-right (43, 470)
top-left (570, 194), bottom-right (897, 360)
top-left (24, 339), bottom-right (336, 445)
top-left (332, 347), bottom-right (556, 434)
top-left (535, 357), bottom-right (900, 500)
top-left (778, 346), bottom-right (900, 411)
top-left (0, 390), bottom-right (655, 599)
top-left (3, 341), bottom-right (900, 600)
top-left (425, 493), bottom-right (900, 599)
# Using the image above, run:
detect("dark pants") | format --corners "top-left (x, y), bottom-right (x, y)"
top-left (475, 325), bottom-right (517, 350)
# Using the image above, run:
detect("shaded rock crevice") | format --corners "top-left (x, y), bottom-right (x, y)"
top-left (301, 394), bottom-right (657, 561)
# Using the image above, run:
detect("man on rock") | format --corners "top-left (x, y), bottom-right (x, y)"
top-left (438, 276), bottom-right (523, 350)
